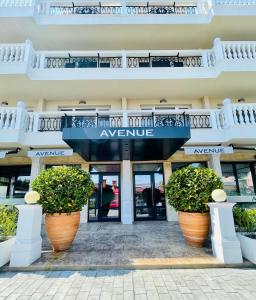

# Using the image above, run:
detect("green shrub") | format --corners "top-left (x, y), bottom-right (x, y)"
top-left (32, 166), bottom-right (95, 214)
top-left (0, 205), bottom-right (18, 239)
top-left (233, 206), bottom-right (256, 236)
top-left (165, 166), bottom-right (223, 213)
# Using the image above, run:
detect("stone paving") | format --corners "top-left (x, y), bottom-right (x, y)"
top-left (0, 268), bottom-right (256, 299)
top-left (35, 222), bottom-right (213, 268)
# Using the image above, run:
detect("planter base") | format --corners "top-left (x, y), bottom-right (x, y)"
top-left (0, 237), bottom-right (16, 267)
top-left (45, 212), bottom-right (80, 252)
top-left (237, 233), bottom-right (256, 264)
top-left (178, 211), bottom-right (210, 247)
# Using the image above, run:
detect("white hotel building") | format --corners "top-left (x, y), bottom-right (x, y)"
top-left (0, 0), bottom-right (256, 224)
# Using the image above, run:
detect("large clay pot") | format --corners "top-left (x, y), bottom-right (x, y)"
top-left (178, 211), bottom-right (210, 247)
top-left (45, 211), bottom-right (80, 251)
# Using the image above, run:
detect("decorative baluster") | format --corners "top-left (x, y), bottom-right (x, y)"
top-left (3, 46), bottom-right (9, 62)
top-left (243, 105), bottom-right (250, 125)
top-left (232, 106), bottom-right (239, 125)
top-left (10, 110), bottom-right (16, 128)
top-left (0, 110), bottom-right (4, 129)
top-left (4, 109), bottom-right (11, 129)
top-left (237, 106), bottom-right (245, 125)
top-left (246, 44), bottom-right (252, 59)
top-left (248, 106), bottom-right (255, 125)
top-left (231, 44), bottom-right (237, 59)
top-left (226, 44), bottom-right (232, 59)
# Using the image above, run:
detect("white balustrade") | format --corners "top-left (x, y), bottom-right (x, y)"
top-left (215, 0), bottom-right (256, 5)
top-left (0, 0), bottom-right (34, 7)
top-left (0, 108), bottom-right (17, 129)
top-left (222, 41), bottom-right (256, 60)
top-left (232, 104), bottom-right (256, 125)
top-left (0, 43), bottom-right (26, 64)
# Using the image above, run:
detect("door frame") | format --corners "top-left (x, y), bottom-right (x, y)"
top-left (88, 172), bottom-right (121, 222)
top-left (133, 170), bottom-right (166, 221)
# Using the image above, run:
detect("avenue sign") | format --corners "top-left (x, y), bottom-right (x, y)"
top-left (184, 146), bottom-right (234, 155)
top-left (100, 128), bottom-right (154, 138)
top-left (28, 149), bottom-right (73, 157)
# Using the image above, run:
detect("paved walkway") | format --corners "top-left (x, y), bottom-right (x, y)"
top-left (0, 268), bottom-right (256, 299)
top-left (33, 222), bottom-right (215, 269)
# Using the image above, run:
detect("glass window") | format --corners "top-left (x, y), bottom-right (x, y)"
top-left (172, 162), bottom-right (207, 172)
top-left (0, 166), bottom-right (31, 198)
top-left (90, 164), bottom-right (120, 173)
top-left (46, 164), bottom-right (81, 169)
top-left (221, 162), bottom-right (256, 196)
top-left (133, 163), bottom-right (163, 172)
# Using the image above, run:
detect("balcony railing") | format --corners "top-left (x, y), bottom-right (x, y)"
top-left (1, 101), bottom-right (256, 145)
top-left (2, 38), bottom-right (256, 79)
top-left (46, 3), bottom-right (197, 16)
top-left (2, 0), bottom-right (256, 22)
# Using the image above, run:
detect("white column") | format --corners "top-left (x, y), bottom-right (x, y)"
top-left (37, 98), bottom-right (46, 112)
top-left (81, 163), bottom-right (90, 224)
top-left (163, 161), bottom-right (178, 222)
top-left (121, 160), bottom-right (133, 224)
top-left (202, 96), bottom-right (211, 109)
top-left (208, 203), bottom-right (243, 264)
top-left (222, 98), bottom-right (235, 128)
top-left (29, 157), bottom-right (44, 190)
top-left (121, 96), bottom-right (127, 110)
top-left (10, 204), bottom-right (42, 267)
top-left (208, 154), bottom-right (222, 177)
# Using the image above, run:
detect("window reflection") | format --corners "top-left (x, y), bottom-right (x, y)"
top-left (221, 163), bottom-right (256, 196)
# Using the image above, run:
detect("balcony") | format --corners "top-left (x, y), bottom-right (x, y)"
top-left (0, 100), bottom-right (256, 148)
top-left (1, 38), bottom-right (256, 80)
top-left (1, 1), bottom-right (256, 24)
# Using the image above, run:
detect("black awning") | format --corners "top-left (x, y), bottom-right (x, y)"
top-left (63, 127), bottom-right (190, 161)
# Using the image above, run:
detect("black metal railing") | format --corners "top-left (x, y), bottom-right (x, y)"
top-left (49, 4), bottom-right (122, 15)
top-left (38, 113), bottom-right (211, 131)
top-left (62, 115), bottom-right (123, 129)
top-left (128, 113), bottom-right (190, 128)
top-left (126, 4), bottom-right (197, 15)
top-left (189, 114), bottom-right (211, 128)
top-left (45, 54), bottom-right (122, 69)
top-left (127, 54), bottom-right (202, 68)
top-left (49, 2), bottom-right (196, 16)
top-left (39, 117), bottom-right (62, 132)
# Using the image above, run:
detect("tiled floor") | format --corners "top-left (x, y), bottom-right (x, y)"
top-left (33, 222), bottom-right (214, 268)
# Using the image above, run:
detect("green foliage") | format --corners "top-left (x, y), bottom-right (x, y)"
top-left (32, 166), bottom-right (95, 214)
top-left (0, 205), bottom-right (18, 239)
top-left (233, 206), bottom-right (256, 235)
top-left (165, 166), bottom-right (223, 213)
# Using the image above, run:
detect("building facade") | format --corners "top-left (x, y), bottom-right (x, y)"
top-left (0, 0), bottom-right (256, 224)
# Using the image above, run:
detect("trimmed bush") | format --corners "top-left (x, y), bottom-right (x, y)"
top-left (32, 166), bottom-right (95, 214)
top-left (0, 206), bottom-right (18, 240)
top-left (165, 166), bottom-right (223, 213)
top-left (233, 206), bottom-right (256, 238)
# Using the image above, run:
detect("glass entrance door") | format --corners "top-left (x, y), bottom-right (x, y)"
top-left (134, 171), bottom-right (166, 220)
top-left (88, 173), bottom-right (120, 222)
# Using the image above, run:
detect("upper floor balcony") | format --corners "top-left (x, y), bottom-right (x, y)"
top-left (1, 38), bottom-right (256, 80)
top-left (1, 0), bottom-right (256, 25)
top-left (0, 99), bottom-right (255, 148)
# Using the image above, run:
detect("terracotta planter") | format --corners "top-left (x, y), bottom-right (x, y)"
top-left (45, 211), bottom-right (80, 251)
top-left (178, 211), bottom-right (210, 247)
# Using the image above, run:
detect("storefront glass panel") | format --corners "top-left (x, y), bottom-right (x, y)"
top-left (222, 162), bottom-right (256, 196)
top-left (133, 163), bottom-right (166, 220)
top-left (89, 165), bottom-right (120, 222)
top-left (172, 162), bottom-right (207, 172)
top-left (0, 166), bottom-right (31, 198)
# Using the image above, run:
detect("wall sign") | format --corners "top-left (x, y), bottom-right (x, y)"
top-left (28, 149), bottom-right (73, 158)
top-left (184, 146), bottom-right (234, 155)
top-left (0, 151), bottom-right (6, 159)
